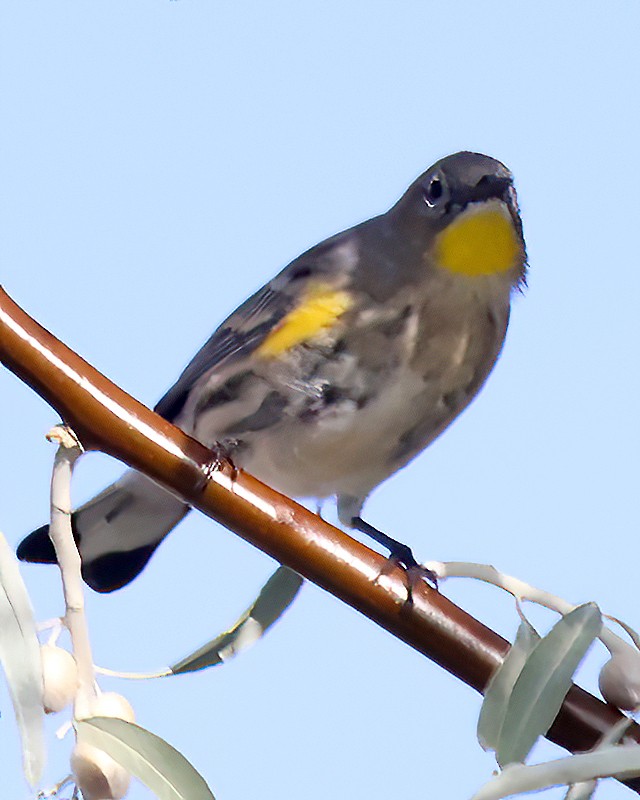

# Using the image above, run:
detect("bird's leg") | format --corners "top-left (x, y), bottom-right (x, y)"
top-left (351, 516), bottom-right (418, 567)
top-left (350, 516), bottom-right (438, 590)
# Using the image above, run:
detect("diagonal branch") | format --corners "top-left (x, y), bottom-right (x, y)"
top-left (1, 285), bottom-right (638, 793)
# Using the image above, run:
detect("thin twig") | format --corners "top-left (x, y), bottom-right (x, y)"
top-left (428, 560), bottom-right (632, 654)
top-left (46, 425), bottom-right (97, 719)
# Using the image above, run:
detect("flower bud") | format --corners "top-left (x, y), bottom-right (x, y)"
top-left (71, 740), bottom-right (130, 800)
top-left (599, 645), bottom-right (640, 711)
top-left (90, 692), bottom-right (136, 722)
top-left (41, 644), bottom-right (78, 714)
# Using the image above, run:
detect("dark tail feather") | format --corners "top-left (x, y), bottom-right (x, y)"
top-left (17, 471), bottom-right (189, 593)
top-left (17, 522), bottom-right (63, 563)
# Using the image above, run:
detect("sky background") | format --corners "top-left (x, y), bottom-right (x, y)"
top-left (1, 3), bottom-right (640, 799)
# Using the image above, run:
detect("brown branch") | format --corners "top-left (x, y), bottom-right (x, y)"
top-left (1, 285), bottom-right (638, 792)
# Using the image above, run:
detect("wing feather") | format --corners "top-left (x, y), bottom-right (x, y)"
top-left (154, 283), bottom-right (294, 421)
top-left (154, 228), bottom-right (361, 422)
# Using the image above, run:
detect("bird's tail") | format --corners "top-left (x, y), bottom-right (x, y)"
top-left (17, 471), bottom-right (189, 593)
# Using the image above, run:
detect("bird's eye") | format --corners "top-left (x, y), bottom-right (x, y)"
top-left (423, 176), bottom-right (444, 207)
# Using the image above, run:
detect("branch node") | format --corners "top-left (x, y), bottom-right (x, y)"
top-left (46, 424), bottom-right (84, 453)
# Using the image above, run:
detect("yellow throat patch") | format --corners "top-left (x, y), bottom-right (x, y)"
top-left (257, 284), bottom-right (353, 358)
top-left (434, 202), bottom-right (520, 277)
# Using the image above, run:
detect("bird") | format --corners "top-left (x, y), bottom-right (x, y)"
top-left (17, 151), bottom-right (527, 593)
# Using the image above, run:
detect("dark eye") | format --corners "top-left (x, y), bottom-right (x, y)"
top-left (423, 176), bottom-right (444, 207)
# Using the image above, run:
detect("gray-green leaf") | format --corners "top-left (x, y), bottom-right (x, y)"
top-left (0, 531), bottom-right (45, 786)
top-left (171, 566), bottom-right (303, 674)
top-left (76, 716), bottom-right (215, 800)
top-left (471, 744), bottom-right (640, 800)
top-left (496, 603), bottom-right (602, 767)
top-left (478, 617), bottom-right (540, 751)
top-left (564, 780), bottom-right (597, 800)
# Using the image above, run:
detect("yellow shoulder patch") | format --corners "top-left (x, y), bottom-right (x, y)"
top-left (434, 204), bottom-right (521, 277)
top-left (257, 284), bottom-right (353, 358)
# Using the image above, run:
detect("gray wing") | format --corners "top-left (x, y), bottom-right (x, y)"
top-left (154, 227), bottom-right (363, 422)
top-left (154, 282), bottom-right (295, 421)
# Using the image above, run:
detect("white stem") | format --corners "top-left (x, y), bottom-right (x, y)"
top-left (94, 664), bottom-right (172, 680)
top-left (46, 426), bottom-right (97, 720)
top-left (38, 773), bottom-right (73, 797)
top-left (55, 720), bottom-right (74, 740)
top-left (36, 617), bottom-right (64, 634)
top-left (425, 560), bottom-right (629, 653)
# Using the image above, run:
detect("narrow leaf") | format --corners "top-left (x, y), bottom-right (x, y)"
top-left (478, 618), bottom-right (540, 751)
top-left (471, 744), bottom-right (640, 800)
top-left (76, 716), bottom-right (215, 800)
top-left (496, 603), bottom-right (602, 767)
top-left (171, 566), bottom-right (302, 674)
top-left (606, 614), bottom-right (640, 652)
top-left (564, 780), bottom-right (597, 800)
top-left (0, 531), bottom-right (45, 785)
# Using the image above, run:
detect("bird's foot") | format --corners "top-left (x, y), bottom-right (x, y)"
top-left (204, 439), bottom-right (239, 480)
top-left (350, 516), bottom-right (438, 600)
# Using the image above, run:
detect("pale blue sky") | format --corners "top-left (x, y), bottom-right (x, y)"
top-left (1, 3), bottom-right (640, 799)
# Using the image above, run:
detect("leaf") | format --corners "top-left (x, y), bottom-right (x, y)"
top-left (471, 744), bottom-right (640, 800)
top-left (496, 603), bottom-right (602, 767)
top-left (171, 566), bottom-right (303, 674)
top-left (76, 716), bottom-right (215, 800)
top-left (478, 617), bottom-right (540, 751)
top-left (564, 780), bottom-right (597, 800)
top-left (606, 614), bottom-right (640, 652)
top-left (0, 531), bottom-right (46, 785)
